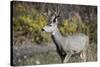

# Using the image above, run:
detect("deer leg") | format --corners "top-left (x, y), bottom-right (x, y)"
top-left (63, 52), bottom-right (72, 63)
top-left (61, 54), bottom-right (66, 63)
top-left (80, 50), bottom-right (86, 62)
top-left (83, 50), bottom-right (87, 62)
top-left (80, 38), bottom-right (89, 62)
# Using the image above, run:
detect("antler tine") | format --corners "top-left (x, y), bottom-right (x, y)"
top-left (49, 8), bottom-right (56, 15)
top-left (46, 5), bottom-right (61, 18)
top-left (58, 9), bottom-right (61, 17)
top-left (41, 11), bottom-right (48, 18)
top-left (56, 5), bottom-right (59, 16)
top-left (56, 5), bottom-right (60, 17)
top-left (40, 8), bottom-right (53, 18)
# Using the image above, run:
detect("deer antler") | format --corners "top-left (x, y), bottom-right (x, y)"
top-left (56, 5), bottom-right (61, 17)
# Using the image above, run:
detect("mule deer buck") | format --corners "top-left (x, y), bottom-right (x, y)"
top-left (42, 8), bottom-right (89, 63)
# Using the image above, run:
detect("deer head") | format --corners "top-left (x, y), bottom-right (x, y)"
top-left (42, 7), bottom-right (60, 35)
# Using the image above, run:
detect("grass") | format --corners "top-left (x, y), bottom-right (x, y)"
top-left (12, 42), bottom-right (97, 66)
top-left (13, 51), bottom-right (61, 66)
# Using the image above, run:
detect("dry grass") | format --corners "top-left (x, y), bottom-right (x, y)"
top-left (12, 42), bottom-right (97, 66)
top-left (87, 43), bottom-right (97, 61)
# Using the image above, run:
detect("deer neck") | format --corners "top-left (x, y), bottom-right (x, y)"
top-left (51, 26), bottom-right (64, 50)
top-left (51, 27), bottom-right (66, 57)
top-left (52, 26), bottom-right (63, 38)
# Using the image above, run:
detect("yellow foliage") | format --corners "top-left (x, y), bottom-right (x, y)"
top-left (59, 16), bottom-right (88, 35)
top-left (13, 3), bottom-right (89, 44)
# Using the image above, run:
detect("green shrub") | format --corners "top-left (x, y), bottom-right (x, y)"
top-left (59, 16), bottom-right (89, 36)
top-left (13, 3), bottom-right (96, 44)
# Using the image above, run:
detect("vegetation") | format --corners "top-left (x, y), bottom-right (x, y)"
top-left (13, 2), bottom-right (51, 44)
top-left (13, 2), bottom-right (97, 44)
top-left (12, 1), bottom-right (97, 66)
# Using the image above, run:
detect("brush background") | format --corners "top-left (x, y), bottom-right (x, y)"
top-left (0, 0), bottom-right (100, 67)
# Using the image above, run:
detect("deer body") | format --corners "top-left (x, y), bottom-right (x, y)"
top-left (42, 9), bottom-right (89, 63)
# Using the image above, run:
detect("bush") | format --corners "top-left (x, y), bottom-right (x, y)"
top-left (13, 2), bottom-right (96, 45)
top-left (59, 16), bottom-right (89, 36)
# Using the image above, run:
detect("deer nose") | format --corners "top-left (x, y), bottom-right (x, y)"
top-left (41, 28), bottom-right (44, 31)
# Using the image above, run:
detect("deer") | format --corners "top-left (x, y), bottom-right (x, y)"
top-left (41, 8), bottom-right (89, 63)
